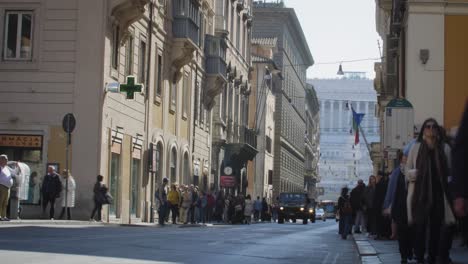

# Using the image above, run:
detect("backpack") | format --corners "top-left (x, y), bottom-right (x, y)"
top-left (342, 197), bottom-right (353, 215)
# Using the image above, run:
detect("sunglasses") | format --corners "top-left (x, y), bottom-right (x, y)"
top-left (425, 123), bottom-right (437, 129)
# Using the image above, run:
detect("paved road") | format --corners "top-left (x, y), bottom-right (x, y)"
top-left (0, 220), bottom-right (359, 264)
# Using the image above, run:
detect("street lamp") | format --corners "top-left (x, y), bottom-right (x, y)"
top-left (337, 63), bottom-right (344, 75)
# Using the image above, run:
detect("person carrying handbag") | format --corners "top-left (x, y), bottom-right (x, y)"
top-left (90, 175), bottom-right (108, 222)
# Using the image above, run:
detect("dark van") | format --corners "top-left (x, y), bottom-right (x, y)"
top-left (278, 192), bottom-right (316, 224)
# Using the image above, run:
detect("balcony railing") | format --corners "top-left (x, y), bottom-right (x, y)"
top-left (241, 126), bottom-right (257, 149)
top-left (206, 57), bottom-right (227, 77)
top-left (173, 17), bottom-right (199, 45)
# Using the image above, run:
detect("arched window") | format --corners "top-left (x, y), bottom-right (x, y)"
top-left (170, 147), bottom-right (177, 183)
top-left (183, 153), bottom-right (189, 184)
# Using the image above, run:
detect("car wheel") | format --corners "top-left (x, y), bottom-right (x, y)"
top-left (278, 217), bottom-right (284, 224)
top-left (303, 218), bottom-right (308, 225)
top-left (292, 218), bottom-right (296, 223)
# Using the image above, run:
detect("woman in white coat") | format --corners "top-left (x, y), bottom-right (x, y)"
top-left (59, 170), bottom-right (76, 220)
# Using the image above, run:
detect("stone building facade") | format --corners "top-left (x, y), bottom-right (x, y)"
top-left (252, 1), bottom-right (314, 199)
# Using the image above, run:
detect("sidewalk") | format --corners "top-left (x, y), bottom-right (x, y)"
top-left (353, 233), bottom-right (468, 264)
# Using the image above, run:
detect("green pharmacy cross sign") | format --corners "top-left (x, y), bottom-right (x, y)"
top-left (120, 76), bottom-right (142, 99)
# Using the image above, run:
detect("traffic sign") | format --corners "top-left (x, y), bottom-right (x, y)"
top-left (62, 113), bottom-right (76, 133)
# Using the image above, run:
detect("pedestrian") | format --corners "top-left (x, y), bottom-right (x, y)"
top-left (390, 142), bottom-right (415, 264)
top-left (338, 187), bottom-right (352, 239)
top-left (156, 177), bottom-right (169, 226)
top-left (261, 197), bottom-right (269, 222)
top-left (215, 192), bottom-right (224, 222)
top-left (374, 171), bottom-right (391, 239)
top-left (59, 170), bottom-right (76, 220)
top-left (180, 185), bottom-right (192, 224)
top-left (406, 118), bottom-right (455, 264)
top-left (41, 166), bottom-right (62, 220)
top-left (452, 100), bottom-right (468, 246)
top-left (244, 194), bottom-right (254, 224)
top-left (350, 179), bottom-right (366, 233)
top-left (206, 192), bottom-right (215, 223)
top-left (254, 196), bottom-right (262, 222)
top-left (272, 196), bottom-right (279, 222)
top-left (224, 194), bottom-right (231, 223)
top-left (364, 175), bottom-right (377, 236)
top-left (90, 175), bottom-right (107, 221)
top-left (383, 151), bottom-right (405, 240)
top-left (198, 191), bottom-right (207, 224)
top-left (190, 185), bottom-right (199, 224)
top-left (0, 155), bottom-right (12, 221)
top-left (167, 184), bottom-right (180, 224)
top-left (453, 100), bottom-right (468, 218)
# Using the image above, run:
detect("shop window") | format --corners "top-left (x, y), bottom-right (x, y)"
top-left (109, 153), bottom-right (121, 217)
top-left (130, 158), bottom-right (141, 217)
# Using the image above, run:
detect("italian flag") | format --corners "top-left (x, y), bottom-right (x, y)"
top-left (352, 109), bottom-right (365, 145)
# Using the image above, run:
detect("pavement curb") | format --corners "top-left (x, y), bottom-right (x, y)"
top-left (352, 234), bottom-right (382, 264)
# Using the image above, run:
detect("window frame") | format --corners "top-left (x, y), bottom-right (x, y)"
top-left (0, 6), bottom-right (40, 70)
top-left (125, 35), bottom-right (134, 76)
top-left (3, 10), bottom-right (34, 61)
top-left (154, 52), bottom-right (163, 104)
top-left (138, 38), bottom-right (146, 84)
top-left (182, 73), bottom-right (189, 119)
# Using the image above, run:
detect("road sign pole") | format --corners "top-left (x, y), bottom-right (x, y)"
top-left (62, 113), bottom-right (76, 216)
top-left (65, 132), bottom-right (70, 214)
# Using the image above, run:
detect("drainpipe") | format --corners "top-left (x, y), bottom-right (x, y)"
top-left (145, 0), bottom-right (154, 223)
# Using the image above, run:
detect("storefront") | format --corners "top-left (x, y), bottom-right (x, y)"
top-left (0, 134), bottom-right (44, 205)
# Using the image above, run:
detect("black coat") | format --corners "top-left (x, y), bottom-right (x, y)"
top-left (374, 178), bottom-right (388, 211)
top-left (391, 169), bottom-right (408, 225)
top-left (452, 100), bottom-right (468, 198)
top-left (41, 173), bottom-right (62, 198)
top-left (350, 185), bottom-right (365, 211)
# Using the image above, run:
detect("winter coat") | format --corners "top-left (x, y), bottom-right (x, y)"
top-left (61, 176), bottom-right (76, 207)
top-left (406, 142), bottom-right (455, 225)
top-left (93, 182), bottom-right (108, 204)
top-left (254, 199), bottom-right (262, 211)
top-left (452, 100), bottom-right (468, 198)
top-left (41, 173), bottom-right (62, 198)
top-left (364, 185), bottom-right (375, 209)
top-left (383, 167), bottom-right (400, 210)
top-left (244, 199), bottom-right (254, 216)
top-left (391, 168), bottom-right (408, 225)
top-left (350, 185), bottom-right (365, 211)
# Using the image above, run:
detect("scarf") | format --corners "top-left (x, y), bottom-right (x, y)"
top-left (411, 141), bottom-right (449, 225)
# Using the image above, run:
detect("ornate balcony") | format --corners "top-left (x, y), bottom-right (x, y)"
top-left (111, 0), bottom-right (150, 45)
top-left (204, 35), bottom-right (228, 109)
top-left (171, 0), bottom-right (201, 83)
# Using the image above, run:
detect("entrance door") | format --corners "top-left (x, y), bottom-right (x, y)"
top-left (109, 153), bottom-right (120, 217)
top-left (130, 158), bottom-right (140, 217)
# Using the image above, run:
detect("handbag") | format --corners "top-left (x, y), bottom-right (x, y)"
top-left (104, 192), bottom-right (113, 205)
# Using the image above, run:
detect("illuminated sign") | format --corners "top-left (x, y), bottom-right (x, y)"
top-left (0, 135), bottom-right (42, 148)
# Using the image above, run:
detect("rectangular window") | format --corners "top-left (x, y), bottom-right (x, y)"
top-left (183, 74), bottom-right (189, 117)
top-left (125, 36), bottom-right (134, 76)
top-left (194, 81), bottom-right (199, 122)
top-left (155, 54), bottom-right (163, 97)
top-left (268, 170), bottom-right (273, 185)
top-left (200, 81), bottom-right (205, 123)
top-left (221, 84), bottom-right (227, 122)
top-left (4, 11), bottom-right (33, 60)
top-left (228, 85), bottom-right (233, 120)
top-left (266, 136), bottom-right (272, 153)
top-left (230, 6), bottom-right (234, 41)
top-left (170, 82), bottom-right (177, 111)
top-left (139, 40), bottom-right (146, 83)
top-left (112, 26), bottom-right (120, 70)
top-left (236, 13), bottom-right (240, 49)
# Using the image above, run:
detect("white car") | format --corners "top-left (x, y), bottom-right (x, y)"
top-left (315, 208), bottom-right (326, 221)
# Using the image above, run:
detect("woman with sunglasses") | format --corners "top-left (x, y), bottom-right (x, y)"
top-left (406, 118), bottom-right (455, 264)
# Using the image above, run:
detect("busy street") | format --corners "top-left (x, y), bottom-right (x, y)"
top-left (0, 221), bottom-right (359, 264)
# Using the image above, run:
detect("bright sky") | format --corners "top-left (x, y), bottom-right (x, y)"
top-left (284, 0), bottom-right (382, 79)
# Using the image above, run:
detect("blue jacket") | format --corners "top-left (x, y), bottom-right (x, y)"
top-left (383, 167), bottom-right (401, 210)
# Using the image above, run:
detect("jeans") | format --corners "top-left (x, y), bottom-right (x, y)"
top-left (354, 210), bottom-right (366, 232)
top-left (90, 201), bottom-right (102, 221)
top-left (158, 202), bottom-right (168, 225)
top-left (169, 204), bottom-right (178, 224)
top-left (198, 207), bottom-right (205, 223)
top-left (341, 214), bottom-right (352, 239)
top-left (59, 207), bottom-right (72, 220)
top-left (42, 195), bottom-right (57, 219)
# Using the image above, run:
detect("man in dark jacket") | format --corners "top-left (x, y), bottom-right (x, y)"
top-left (374, 171), bottom-right (391, 239)
top-left (41, 166), bottom-right (62, 219)
top-left (350, 179), bottom-right (366, 233)
top-left (453, 100), bottom-right (468, 217)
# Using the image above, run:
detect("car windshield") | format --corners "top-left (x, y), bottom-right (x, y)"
top-left (317, 209), bottom-right (324, 213)
top-left (279, 193), bottom-right (305, 203)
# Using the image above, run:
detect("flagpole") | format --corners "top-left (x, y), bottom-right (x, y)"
top-left (350, 105), bottom-right (372, 156)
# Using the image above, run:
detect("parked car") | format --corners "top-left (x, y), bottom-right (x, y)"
top-left (316, 208), bottom-right (326, 221)
top-left (278, 192), bottom-right (316, 224)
